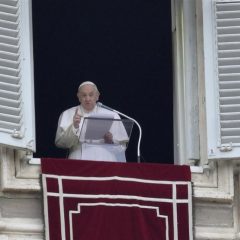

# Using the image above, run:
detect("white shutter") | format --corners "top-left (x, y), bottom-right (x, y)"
top-left (216, 1), bottom-right (240, 145)
top-left (200, 0), bottom-right (240, 159)
top-left (0, 0), bottom-right (35, 151)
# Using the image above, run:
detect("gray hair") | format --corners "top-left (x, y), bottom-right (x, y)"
top-left (78, 81), bottom-right (99, 93)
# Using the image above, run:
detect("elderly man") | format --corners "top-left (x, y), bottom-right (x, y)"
top-left (55, 81), bottom-right (128, 162)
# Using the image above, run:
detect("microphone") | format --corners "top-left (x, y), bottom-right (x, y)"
top-left (97, 102), bottom-right (142, 163)
top-left (97, 102), bottom-right (114, 111)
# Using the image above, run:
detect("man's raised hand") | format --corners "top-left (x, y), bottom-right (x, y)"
top-left (73, 108), bottom-right (81, 128)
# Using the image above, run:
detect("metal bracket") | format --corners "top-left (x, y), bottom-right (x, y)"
top-left (11, 129), bottom-right (24, 139)
top-left (219, 143), bottom-right (232, 152)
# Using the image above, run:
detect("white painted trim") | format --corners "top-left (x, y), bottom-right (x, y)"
top-left (18, 0), bottom-right (36, 151)
top-left (172, 184), bottom-right (178, 240)
top-left (59, 177), bottom-right (66, 240)
top-left (46, 192), bottom-right (190, 204)
top-left (172, 0), bottom-right (200, 165)
top-left (43, 174), bottom-right (190, 185)
top-left (69, 203), bottom-right (169, 240)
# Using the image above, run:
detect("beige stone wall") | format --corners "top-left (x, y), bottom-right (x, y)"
top-left (0, 147), bottom-right (43, 239)
top-left (192, 161), bottom-right (240, 239)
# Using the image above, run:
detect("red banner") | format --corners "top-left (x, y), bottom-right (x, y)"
top-left (41, 158), bottom-right (192, 240)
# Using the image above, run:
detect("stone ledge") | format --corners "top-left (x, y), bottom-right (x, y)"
top-left (0, 218), bottom-right (43, 234)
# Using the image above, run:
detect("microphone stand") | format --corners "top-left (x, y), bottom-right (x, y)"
top-left (98, 102), bottom-right (142, 163)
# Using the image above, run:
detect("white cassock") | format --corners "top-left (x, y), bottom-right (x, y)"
top-left (55, 104), bottom-right (129, 162)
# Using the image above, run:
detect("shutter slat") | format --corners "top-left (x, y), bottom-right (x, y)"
top-left (218, 42), bottom-right (240, 50)
top-left (219, 73), bottom-right (240, 81)
top-left (0, 4), bottom-right (18, 15)
top-left (217, 19), bottom-right (240, 27)
top-left (219, 81), bottom-right (240, 88)
top-left (218, 57), bottom-right (240, 66)
top-left (0, 43), bottom-right (19, 53)
top-left (0, 112), bottom-right (21, 123)
top-left (220, 104), bottom-right (240, 112)
top-left (218, 49), bottom-right (240, 58)
top-left (221, 119), bottom-right (240, 128)
top-left (0, 89), bottom-right (20, 100)
top-left (219, 65), bottom-right (240, 74)
top-left (0, 0), bottom-right (18, 7)
top-left (0, 27), bottom-right (18, 38)
top-left (0, 74), bottom-right (20, 84)
top-left (220, 112), bottom-right (240, 121)
top-left (218, 34), bottom-right (240, 42)
top-left (217, 11), bottom-right (240, 19)
top-left (220, 96), bottom-right (240, 105)
top-left (221, 136), bottom-right (240, 144)
top-left (0, 35), bottom-right (19, 45)
top-left (0, 58), bottom-right (19, 69)
top-left (0, 121), bottom-right (21, 131)
top-left (0, 104), bottom-right (20, 115)
top-left (0, 12), bottom-right (18, 22)
top-left (0, 66), bottom-right (19, 76)
top-left (0, 51), bottom-right (18, 61)
top-left (0, 82), bottom-right (20, 92)
top-left (220, 88), bottom-right (240, 97)
top-left (217, 26), bottom-right (240, 34)
top-left (0, 127), bottom-right (12, 134)
top-left (0, 19), bottom-right (18, 30)
top-left (0, 97), bottom-right (20, 108)
top-left (217, 3), bottom-right (240, 11)
top-left (221, 128), bottom-right (240, 135)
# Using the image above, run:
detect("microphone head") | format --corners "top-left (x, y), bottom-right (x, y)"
top-left (97, 102), bottom-right (103, 107)
top-left (96, 102), bottom-right (114, 111)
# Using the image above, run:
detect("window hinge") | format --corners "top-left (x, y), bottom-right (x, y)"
top-left (219, 143), bottom-right (232, 152)
top-left (11, 129), bottom-right (24, 139)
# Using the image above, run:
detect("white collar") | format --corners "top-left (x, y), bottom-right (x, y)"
top-left (79, 105), bottom-right (98, 116)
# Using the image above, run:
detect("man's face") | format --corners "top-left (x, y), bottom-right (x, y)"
top-left (77, 84), bottom-right (99, 111)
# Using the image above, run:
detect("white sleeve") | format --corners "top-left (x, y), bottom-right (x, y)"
top-left (55, 111), bottom-right (79, 149)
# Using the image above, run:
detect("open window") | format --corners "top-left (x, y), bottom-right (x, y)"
top-left (1, 0), bottom-right (173, 164)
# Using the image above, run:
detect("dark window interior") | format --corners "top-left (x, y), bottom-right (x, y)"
top-left (32, 0), bottom-right (173, 164)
